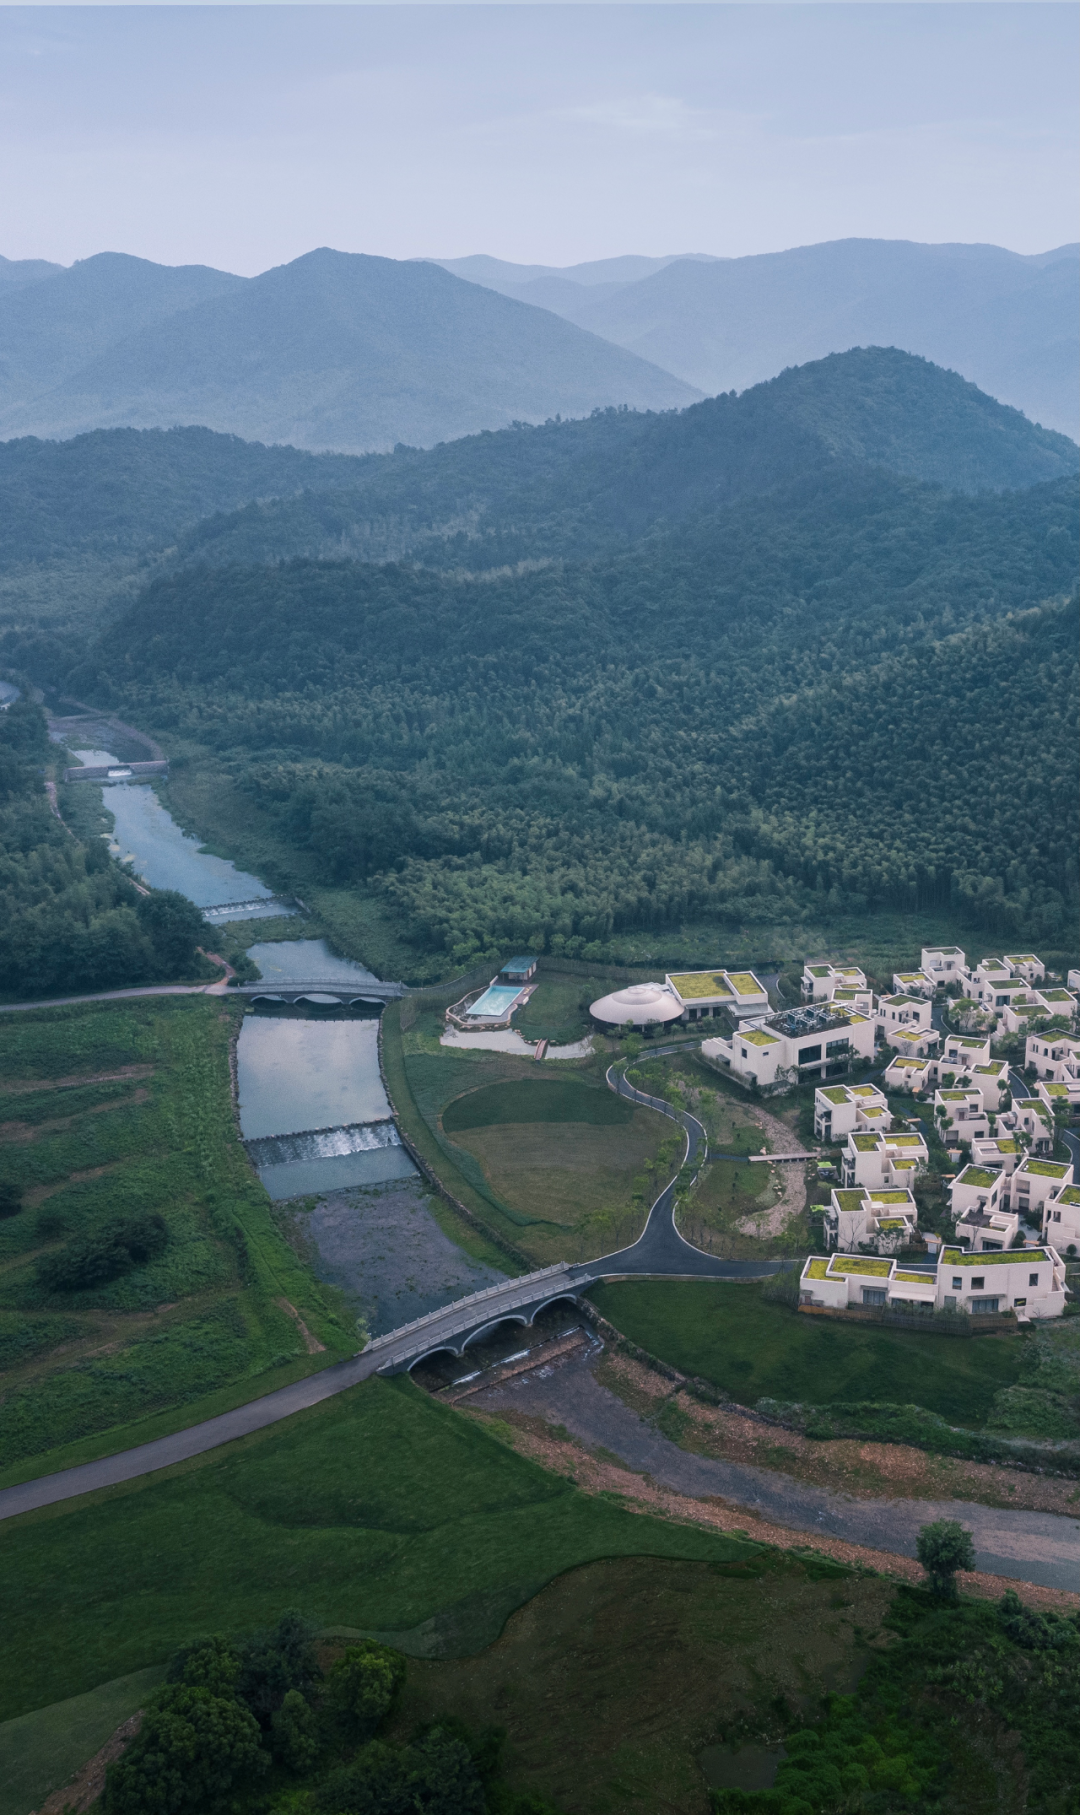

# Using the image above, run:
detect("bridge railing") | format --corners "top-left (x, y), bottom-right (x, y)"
top-left (359, 1262), bottom-right (585, 1363)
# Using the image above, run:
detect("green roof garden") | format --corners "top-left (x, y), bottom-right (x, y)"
top-left (1055, 1186), bottom-right (1080, 1206)
top-left (835, 1190), bottom-right (866, 1212)
top-left (942, 1247), bottom-right (1046, 1268)
top-left (894, 1271), bottom-right (933, 1284)
top-left (1044, 1083), bottom-right (1069, 1096)
top-left (868, 1190), bottom-right (912, 1205)
top-left (821, 1086), bottom-right (851, 1104)
top-left (807, 966), bottom-right (831, 977)
top-left (742, 1028), bottom-right (778, 1047)
top-left (1020, 1160), bottom-right (1070, 1178)
top-left (670, 971), bottom-right (732, 999)
top-left (829, 1256), bottom-right (891, 1277)
top-left (728, 972), bottom-right (764, 996)
top-left (852, 1134), bottom-right (881, 1151)
top-left (955, 1167), bottom-right (999, 1189)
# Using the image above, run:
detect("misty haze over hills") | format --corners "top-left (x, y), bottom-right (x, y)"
top-left (0, 237), bottom-right (1076, 453)
top-left (433, 240), bottom-right (1080, 440)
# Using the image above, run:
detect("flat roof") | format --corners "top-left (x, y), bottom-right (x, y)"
top-left (828, 1255), bottom-right (891, 1277)
top-left (500, 955), bottom-right (537, 970)
top-left (727, 972), bottom-right (765, 995)
top-left (820, 1086), bottom-right (851, 1104)
top-left (668, 970), bottom-right (732, 999)
top-left (1019, 1159), bottom-right (1070, 1178)
top-left (805, 1258), bottom-right (830, 1279)
top-left (955, 1166), bottom-right (999, 1188)
top-left (1055, 1185), bottom-right (1080, 1205)
top-left (834, 1189), bottom-right (866, 1211)
top-left (741, 1028), bottom-right (779, 1047)
top-left (942, 1247), bottom-right (1048, 1268)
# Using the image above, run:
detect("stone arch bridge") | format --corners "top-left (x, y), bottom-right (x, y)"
top-left (361, 1264), bottom-right (595, 1376)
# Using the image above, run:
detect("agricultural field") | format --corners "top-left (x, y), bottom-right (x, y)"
top-left (0, 998), bottom-right (352, 1483)
top-left (589, 1280), bottom-right (1024, 1429)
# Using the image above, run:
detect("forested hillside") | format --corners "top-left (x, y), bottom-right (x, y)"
top-left (0, 701), bottom-right (208, 997)
top-left (172, 348), bottom-right (1079, 575)
top-left (85, 464), bottom-right (1079, 961)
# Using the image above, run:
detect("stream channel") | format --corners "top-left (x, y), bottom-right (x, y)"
top-left (57, 747), bottom-right (503, 1335)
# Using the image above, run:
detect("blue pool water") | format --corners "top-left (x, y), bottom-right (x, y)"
top-left (467, 984), bottom-right (522, 1019)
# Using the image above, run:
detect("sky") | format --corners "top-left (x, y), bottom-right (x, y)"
top-left (0, 5), bottom-right (1076, 275)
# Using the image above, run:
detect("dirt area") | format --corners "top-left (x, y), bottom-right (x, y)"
top-left (471, 1401), bottom-right (1080, 1616)
top-left (32, 1711), bottom-right (143, 1815)
top-left (597, 1350), bottom-right (1080, 1517)
top-left (734, 1162), bottom-right (806, 1239)
top-left (276, 1297), bottom-right (326, 1355)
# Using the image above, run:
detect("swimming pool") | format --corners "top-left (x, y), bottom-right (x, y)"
top-left (467, 984), bottom-right (523, 1019)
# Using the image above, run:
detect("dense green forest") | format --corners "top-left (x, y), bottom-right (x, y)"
top-left (171, 347), bottom-right (1080, 576)
top-left (0, 700), bottom-right (208, 996)
top-left (84, 462), bottom-right (1079, 963)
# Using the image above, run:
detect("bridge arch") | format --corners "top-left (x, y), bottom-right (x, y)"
top-left (460, 1313), bottom-right (529, 1352)
top-left (527, 1292), bottom-right (584, 1325)
top-left (406, 1342), bottom-right (464, 1372)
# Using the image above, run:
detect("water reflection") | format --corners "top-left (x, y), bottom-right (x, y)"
top-left (246, 939), bottom-right (378, 984)
top-left (237, 1017), bottom-right (391, 1139)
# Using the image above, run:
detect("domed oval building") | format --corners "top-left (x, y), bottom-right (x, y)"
top-left (589, 980), bottom-right (684, 1035)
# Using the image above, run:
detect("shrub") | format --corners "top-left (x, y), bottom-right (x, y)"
top-left (915, 1519), bottom-right (975, 1600)
top-left (235, 1611), bottom-right (322, 1726)
top-left (271, 1688), bottom-right (322, 1774)
top-left (36, 1212), bottom-right (168, 1293)
top-left (105, 1685), bottom-right (267, 1815)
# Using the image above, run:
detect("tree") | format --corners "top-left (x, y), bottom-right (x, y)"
top-left (136, 890), bottom-right (208, 978)
top-left (271, 1688), bottom-right (322, 1773)
top-left (327, 1642), bottom-right (405, 1739)
top-left (0, 1181), bottom-right (21, 1220)
top-left (105, 1686), bottom-right (267, 1815)
top-left (236, 1611), bottom-right (322, 1726)
top-left (916, 1519), bottom-right (975, 1599)
top-left (166, 1635), bottom-right (242, 1698)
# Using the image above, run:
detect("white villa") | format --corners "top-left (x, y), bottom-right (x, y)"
top-left (1010, 1156), bottom-right (1074, 1222)
top-left (921, 945), bottom-right (966, 982)
top-left (1026, 1031), bottom-right (1080, 1081)
top-left (969, 1133), bottom-right (1021, 1177)
top-left (800, 1245), bottom-right (1067, 1319)
top-left (702, 1000), bottom-right (875, 1089)
top-left (1043, 1183), bottom-right (1080, 1254)
top-left (664, 969), bottom-right (770, 1022)
top-left (949, 1162), bottom-right (1008, 1224)
top-left (813, 1082), bottom-right (890, 1142)
top-left (954, 1203), bottom-right (1020, 1253)
top-left (882, 1053), bottom-right (933, 1094)
top-left (841, 1127), bottom-right (928, 1189)
top-left (933, 1086), bottom-right (990, 1146)
top-left (825, 1185), bottom-right (918, 1254)
top-left (940, 1031), bottom-right (992, 1070)
top-left (877, 994), bottom-right (934, 1039)
top-left (892, 969), bottom-right (935, 999)
top-left (802, 962), bottom-right (868, 1001)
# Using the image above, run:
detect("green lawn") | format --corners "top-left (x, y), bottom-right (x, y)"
top-left (0, 1666), bottom-right (166, 1815)
top-left (443, 1077), bottom-right (632, 1132)
top-left (0, 999), bottom-right (354, 1475)
top-left (589, 1280), bottom-right (1024, 1427)
top-left (0, 1376), bottom-right (764, 1725)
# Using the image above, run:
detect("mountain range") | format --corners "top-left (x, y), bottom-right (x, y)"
top-left (0, 250), bottom-right (696, 455)
top-left (0, 237), bottom-right (1076, 455)
top-left (433, 239), bottom-right (1079, 440)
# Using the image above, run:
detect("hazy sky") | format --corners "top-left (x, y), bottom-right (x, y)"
top-left (1, 5), bottom-right (1075, 273)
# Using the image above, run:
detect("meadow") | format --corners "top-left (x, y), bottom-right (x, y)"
top-left (0, 1375), bottom-right (770, 1726)
top-left (589, 1280), bottom-right (1023, 1428)
top-left (0, 998), bottom-right (353, 1482)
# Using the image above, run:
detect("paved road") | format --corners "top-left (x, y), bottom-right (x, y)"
top-left (0, 982), bottom-right (228, 1014)
top-left (477, 1348), bottom-right (1080, 1592)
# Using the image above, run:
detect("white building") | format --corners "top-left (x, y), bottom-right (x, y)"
top-left (968, 1060), bottom-right (1010, 1112)
top-left (969, 1133), bottom-right (1021, 1178)
top-left (921, 945), bottom-right (965, 983)
top-left (1026, 1032), bottom-right (1080, 1081)
top-left (1038, 1076), bottom-right (1080, 1116)
top-left (664, 969), bottom-right (769, 1023)
top-left (877, 994), bottom-right (934, 1039)
top-left (702, 1001), bottom-right (875, 1090)
top-left (949, 1162), bottom-right (1008, 1225)
top-left (841, 1128), bottom-right (928, 1190)
top-left (813, 1082), bottom-right (890, 1143)
top-left (886, 1024), bottom-right (941, 1060)
top-left (589, 980), bottom-right (684, 1034)
top-left (826, 1186), bottom-right (918, 1254)
top-left (941, 1032), bottom-right (992, 1071)
top-left (1043, 1183), bottom-right (1080, 1254)
top-left (954, 1203), bottom-right (1020, 1253)
top-left (1007, 1098), bottom-right (1055, 1154)
top-left (882, 1053), bottom-right (933, 1095)
top-left (801, 961), bottom-right (868, 1001)
top-left (1033, 987), bottom-right (1078, 1023)
top-left (1003, 953), bottom-right (1046, 985)
top-left (1009, 1156), bottom-right (1074, 1222)
top-left (892, 969), bottom-right (935, 999)
top-left (799, 1245), bottom-right (1067, 1318)
top-left (933, 1087), bottom-right (989, 1146)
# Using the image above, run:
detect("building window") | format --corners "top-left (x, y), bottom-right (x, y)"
top-left (862, 1287), bottom-right (887, 1306)
top-left (1029, 1273), bottom-right (1039, 1287)
top-left (971, 1277), bottom-right (985, 1289)
top-left (800, 1045), bottom-right (822, 1064)
top-left (1014, 1297), bottom-right (1027, 1307)
top-left (971, 1298), bottom-right (1000, 1315)
top-left (951, 1277), bottom-right (962, 1289)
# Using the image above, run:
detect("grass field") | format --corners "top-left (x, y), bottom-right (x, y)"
top-left (590, 1280), bottom-right (1024, 1427)
top-left (0, 999), bottom-right (353, 1477)
top-left (0, 1375), bottom-right (769, 1727)
top-left (382, 1013), bottom-right (672, 1264)
top-left (387, 1554), bottom-right (890, 1815)
top-left (0, 1665), bottom-right (166, 1815)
